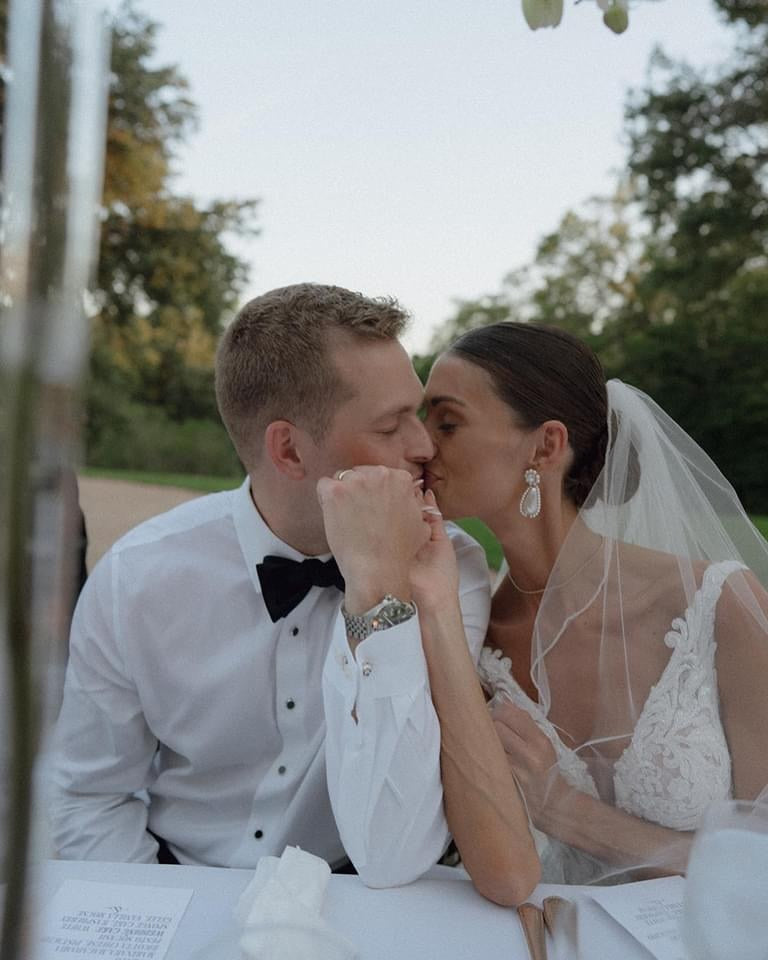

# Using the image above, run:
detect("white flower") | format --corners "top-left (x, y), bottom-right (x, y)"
top-left (521, 0), bottom-right (564, 30)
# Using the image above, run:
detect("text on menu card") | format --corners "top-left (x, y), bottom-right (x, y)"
top-left (39, 879), bottom-right (193, 960)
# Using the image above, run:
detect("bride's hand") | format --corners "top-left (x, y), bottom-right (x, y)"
top-left (492, 699), bottom-right (565, 827)
top-left (409, 490), bottom-right (460, 612)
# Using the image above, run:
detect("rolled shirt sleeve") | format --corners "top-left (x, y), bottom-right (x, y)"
top-left (322, 525), bottom-right (491, 886)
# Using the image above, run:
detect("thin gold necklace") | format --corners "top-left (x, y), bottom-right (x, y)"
top-left (506, 537), bottom-right (605, 595)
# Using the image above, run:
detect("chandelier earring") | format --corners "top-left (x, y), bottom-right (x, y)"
top-left (520, 467), bottom-right (541, 519)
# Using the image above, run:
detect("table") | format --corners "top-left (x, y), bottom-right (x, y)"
top-left (30, 858), bottom-right (668, 959)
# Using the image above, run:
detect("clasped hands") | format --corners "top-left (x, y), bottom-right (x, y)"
top-left (316, 465), bottom-right (456, 616)
top-left (317, 466), bottom-right (567, 825)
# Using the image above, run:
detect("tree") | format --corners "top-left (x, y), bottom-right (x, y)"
top-left (2, 2), bottom-right (259, 465)
top-left (90, 3), bottom-right (258, 432)
top-left (430, 0), bottom-right (768, 509)
top-left (429, 182), bottom-right (646, 354)
top-left (616, 0), bottom-right (768, 505)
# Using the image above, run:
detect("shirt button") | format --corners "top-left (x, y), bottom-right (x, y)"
top-left (286, 699), bottom-right (295, 710)
top-left (361, 661), bottom-right (373, 677)
top-left (291, 626), bottom-right (299, 636)
top-left (342, 654), bottom-right (349, 666)
top-left (254, 830), bottom-right (264, 840)
top-left (278, 765), bottom-right (286, 775)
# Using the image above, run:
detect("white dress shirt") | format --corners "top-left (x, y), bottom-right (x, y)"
top-left (48, 478), bottom-right (490, 884)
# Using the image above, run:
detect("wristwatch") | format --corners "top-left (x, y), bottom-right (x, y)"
top-left (342, 594), bottom-right (417, 642)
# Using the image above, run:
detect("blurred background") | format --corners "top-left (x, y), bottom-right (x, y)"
top-left (3, 0), bottom-right (766, 569)
top-left (1, 5), bottom-right (765, 955)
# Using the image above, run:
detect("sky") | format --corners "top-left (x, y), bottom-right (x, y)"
top-left (123, 0), bottom-right (733, 353)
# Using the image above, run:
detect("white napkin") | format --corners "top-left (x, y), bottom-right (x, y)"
top-left (235, 846), bottom-right (359, 960)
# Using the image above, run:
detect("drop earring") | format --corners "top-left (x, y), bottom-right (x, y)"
top-left (520, 467), bottom-right (541, 519)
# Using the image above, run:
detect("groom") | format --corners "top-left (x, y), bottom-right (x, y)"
top-left (49, 283), bottom-right (490, 885)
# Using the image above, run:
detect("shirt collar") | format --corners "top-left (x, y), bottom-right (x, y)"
top-left (232, 477), bottom-right (332, 595)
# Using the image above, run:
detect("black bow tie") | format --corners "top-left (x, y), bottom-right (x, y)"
top-left (256, 554), bottom-right (346, 623)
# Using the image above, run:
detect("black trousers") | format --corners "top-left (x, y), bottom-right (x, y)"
top-left (150, 832), bottom-right (358, 874)
top-left (151, 831), bottom-right (180, 865)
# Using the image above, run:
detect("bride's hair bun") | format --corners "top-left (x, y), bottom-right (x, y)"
top-left (563, 423), bottom-right (608, 507)
top-left (575, 411), bottom-right (642, 507)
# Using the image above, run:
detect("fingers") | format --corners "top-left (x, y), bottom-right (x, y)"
top-left (320, 465), bottom-right (436, 524)
top-left (421, 489), bottom-right (443, 521)
top-left (317, 464), bottom-right (432, 583)
top-left (493, 717), bottom-right (528, 756)
top-left (320, 464), bottom-right (417, 497)
top-left (492, 701), bottom-right (554, 761)
top-left (333, 467), bottom-right (416, 483)
top-left (491, 700), bottom-right (541, 736)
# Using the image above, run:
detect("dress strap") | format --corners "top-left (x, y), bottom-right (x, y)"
top-left (702, 559), bottom-right (747, 595)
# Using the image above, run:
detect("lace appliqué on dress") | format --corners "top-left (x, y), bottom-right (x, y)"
top-left (612, 561), bottom-right (740, 830)
top-left (478, 648), bottom-right (605, 884)
top-left (478, 648), bottom-right (599, 799)
top-left (478, 561), bottom-right (741, 882)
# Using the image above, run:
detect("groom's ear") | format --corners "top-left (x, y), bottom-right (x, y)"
top-left (533, 420), bottom-right (570, 471)
top-left (263, 420), bottom-right (308, 479)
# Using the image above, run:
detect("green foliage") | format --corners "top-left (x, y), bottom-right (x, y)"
top-left (103, 3), bottom-right (197, 207)
top-left (86, 399), bottom-right (243, 476)
top-left (81, 467), bottom-right (243, 493)
top-left (88, 3), bottom-right (259, 445)
top-left (1, 2), bottom-right (258, 471)
top-left (430, 185), bottom-right (647, 355)
top-left (429, 295), bottom-right (514, 353)
top-left (615, 15), bottom-right (768, 508)
top-left (753, 515), bottom-right (768, 540)
top-left (429, 3), bottom-right (768, 511)
top-left (454, 518), bottom-right (503, 570)
top-left (412, 353), bottom-right (437, 385)
top-left (714, 0), bottom-right (768, 28)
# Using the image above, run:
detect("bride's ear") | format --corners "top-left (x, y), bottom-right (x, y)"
top-left (533, 420), bottom-right (570, 472)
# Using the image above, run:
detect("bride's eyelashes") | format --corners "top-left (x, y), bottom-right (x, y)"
top-left (437, 422), bottom-right (457, 435)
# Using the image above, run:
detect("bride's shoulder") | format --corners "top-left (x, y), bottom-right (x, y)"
top-left (613, 544), bottom-right (762, 634)
top-left (609, 542), bottom-right (717, 618)
top-left (615, 541), bottom-right (712, 586)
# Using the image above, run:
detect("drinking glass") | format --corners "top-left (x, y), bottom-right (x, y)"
top-left (683, 799), bottom-right (768, 960)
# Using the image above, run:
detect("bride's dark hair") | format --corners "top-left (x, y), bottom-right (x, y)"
top-left (449, 322), bottom-right (611, 507)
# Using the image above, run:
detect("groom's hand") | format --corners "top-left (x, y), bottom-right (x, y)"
top-left (317, 466), bottom-right (430, 614)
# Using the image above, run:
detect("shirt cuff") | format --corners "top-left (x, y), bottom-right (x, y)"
top-left (324, 609), bottom-right (428, 701)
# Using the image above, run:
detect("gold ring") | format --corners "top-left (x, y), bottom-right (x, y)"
top-left (336, 469), bottom-right (353, 481)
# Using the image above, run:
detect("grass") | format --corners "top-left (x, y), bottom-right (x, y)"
top-left (82, 468), bottom-right (768, 570)
top-left (81, 466), bottom-right (243, 494)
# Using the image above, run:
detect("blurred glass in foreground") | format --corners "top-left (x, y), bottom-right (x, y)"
top-left (0, 0), bottom-right (109, 957)
top-left (683, 798), bottom-right (768, 960)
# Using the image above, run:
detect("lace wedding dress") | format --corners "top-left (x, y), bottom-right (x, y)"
top-left (478, 560), bottom-right (741, 884)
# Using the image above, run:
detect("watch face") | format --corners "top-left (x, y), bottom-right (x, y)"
top-left (373, 597), bottom-right (416, 629)
top-left (343, 595), bottom-right (416, 640)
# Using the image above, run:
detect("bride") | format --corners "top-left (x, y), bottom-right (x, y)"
top-left (411, 321), bottom-right (768, 895)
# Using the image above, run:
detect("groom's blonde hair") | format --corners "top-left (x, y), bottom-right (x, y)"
top-left (215, 283), bottom-right (409, 469)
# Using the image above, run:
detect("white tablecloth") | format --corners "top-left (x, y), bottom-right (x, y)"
top-left (29, 858), bottom-right (662, 959)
